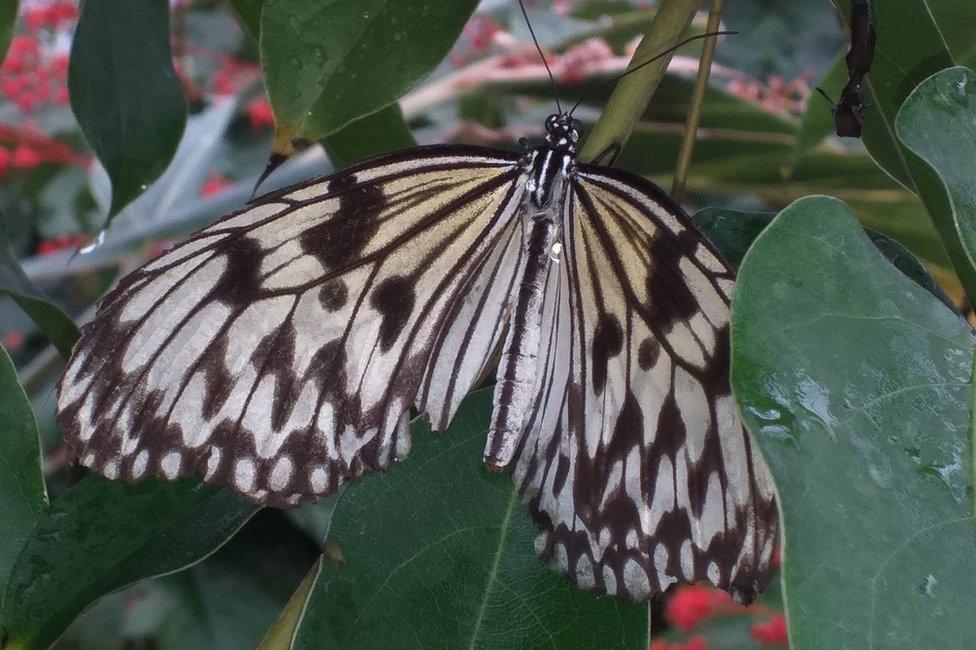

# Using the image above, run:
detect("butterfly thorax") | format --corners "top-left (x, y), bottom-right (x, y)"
top-left (525, 113), bottom-right (579, 208)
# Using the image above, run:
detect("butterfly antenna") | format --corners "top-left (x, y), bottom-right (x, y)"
top-left (568, 30), bottom-right (738, 118)
top-left (517, 0), bottom-right (562, 114)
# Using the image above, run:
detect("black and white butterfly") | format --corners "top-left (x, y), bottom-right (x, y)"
top-left (56, 110), bottom-right (778, 603)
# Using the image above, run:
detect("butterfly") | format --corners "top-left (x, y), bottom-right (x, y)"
top-left (56, 109), bottom-right (778, 602)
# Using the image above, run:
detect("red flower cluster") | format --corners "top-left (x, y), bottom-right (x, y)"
top-left (750, 614), bottom-right (789, 646)
top-left (3, 329), bottom-right (25, 351)
top-left (23, 1), bottom-right (77, 32)
top-left (36, 233), bottom-right (85, 256)
top-left (650, 636), bottom-right (709, 650)
top-left (245, 97), bottom-right (274, 131)
top-left (0, 122), bottom-right (87, 175)
top-left (200, 171), bottom-right (232, 197)
top-left (666, 584), bottom-right (742, 632)
top-left (1, 1), bottom-right (76, 113)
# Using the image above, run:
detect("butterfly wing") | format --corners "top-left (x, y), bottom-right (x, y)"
top-left (512, 165), bottom-right (778, 602)
top-left (57, 145), bottom-right (526, 506)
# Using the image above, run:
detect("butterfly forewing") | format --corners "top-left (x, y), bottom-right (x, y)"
top-left (58, 146), bottom-right (524, 506)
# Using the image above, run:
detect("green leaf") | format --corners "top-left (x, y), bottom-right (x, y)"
top-left (826, 2), bottom-right (976, 296)
top-left (784, 50), bottom-right (847, 172)
top-left (829, 0), bottom-right (953, 191)
top-left (693, 207), bottom-right (952, 307)
top-left (68, 0), bottom-right (187, 222)
top-left (260, 0), bottom-right (477, 154)
top-left (58, 510), bottom-right (320, 650)
top-left (692, 207), bottom-right (775, 270)
top-left (227, 0), bottom-right (263, 41)
top-left (0, 0), bottom-right (17, 62)
top-left (289, 389), bottom-right (646, 648)
top-left (1, 478), bottom-right (258, 648)
top-left (321, 103), bottom-right (417, 168)
top-left (1, 215), bottom-right (80, 358)
top-left (896, 67), bottom-right (976, 276)
top-left (731, 196), bottom-right (976, 647)
top-left (0, 346), bottom-right (47, 600)
top-left (928, 0), bottom-right (976, 68)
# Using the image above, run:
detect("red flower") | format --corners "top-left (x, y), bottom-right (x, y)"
top-left (0, 75), bottom-right (28, 98)
top-left (245, 97), bottom-right (274, 131)
top-left (3, 329), bottom-right (24, 350)
top-left (0, 148), bottom-right (9, 174)
top-left (49, 2), bottom-right (79, 24)
top-left (37, 233), bottom-right (85, 256)
top-left (649, 636), bottom-right (709, 650)
top-left (25, 8), bottom-right (49, 31)
top-left (666, 585), bottom-right (737, 632)
top-left (9, 34), bottom-right (39, 59)
top-left (11, 144), bottom-right (41, 168)
top-left (751, 614), bottom-right (788, 646)
top-left (200, 172), bottom-right (232, 197)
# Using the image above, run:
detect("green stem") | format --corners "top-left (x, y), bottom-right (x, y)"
top-left (577, 0), bottom-right (700, 164)
top-left (257, 559), bottom-right (322, 650)
top-left (670, 0), bottom-right (725, 201)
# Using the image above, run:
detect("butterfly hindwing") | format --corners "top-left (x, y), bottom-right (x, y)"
top-left (512, 165), bottom-right (778, 601)
top-left (57, 146), bottom-right (524, 506)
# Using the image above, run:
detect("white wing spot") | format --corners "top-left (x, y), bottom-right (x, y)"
top-left (310, 466), bottom-right (328, 493)
top-left (131, 450), bottom-right (149, 478)
top-left (269, 456), bottom-right (294, 491)
top-left (161, 452), bottom-right (182, 478)
top-left (234, 458), bottom-right (256, 492)
top-left (623, 558), bottom-right (651, 599)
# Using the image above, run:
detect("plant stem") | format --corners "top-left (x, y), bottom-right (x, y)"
top-left (577, 0), bottom-right (700, 164)
top-left (670, 0), bottom-right (725, 201)
top-left (258, 559), bottom-right (322, 649)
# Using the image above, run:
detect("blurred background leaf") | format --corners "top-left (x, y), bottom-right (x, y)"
top-left (260, 0), bottom-right (478, 154)
top-left (1, 211), bottom-right (78, 357)
top-left (0, 343), bottom-right (46, 600)
top-left (0, 0), bottom-right (17, 61)
top-left (67, 0), bottom-right (186, 223)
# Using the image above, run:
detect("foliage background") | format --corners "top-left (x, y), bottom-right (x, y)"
top-left (0, 0), bottom-right (974, 648)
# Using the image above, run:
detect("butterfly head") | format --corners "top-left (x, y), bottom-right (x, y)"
top-left (544, 113), bottom-right (579, 153)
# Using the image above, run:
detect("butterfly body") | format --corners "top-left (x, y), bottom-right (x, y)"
top-left (57, 113), bottom-right (777, 602)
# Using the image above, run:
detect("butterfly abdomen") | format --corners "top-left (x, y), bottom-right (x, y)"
top-left (485, 154), bottom-right (568, 469)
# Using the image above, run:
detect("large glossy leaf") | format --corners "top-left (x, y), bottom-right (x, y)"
top-left (694, 206), bottom-right (952, 307)
top-left (896, 68), bottom-right (976, 276)
top-left (731, 196), bottom-right (976, 647)
top-left (0, 346), bottom-right (47, 601)
top-left (289, 389), bottom-right (646, 649)
top-left (1, 478), bottom-right (258, 649)
top-left (68, 0), bottom-right (187, 222)
top-left (261, 0), bottom-right (477, 154)
top-left (1, 215), bottom-right (80, 359)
